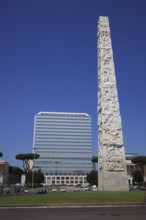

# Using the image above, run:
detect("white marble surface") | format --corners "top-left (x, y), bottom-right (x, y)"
top-left (97, 16), bottom-right (129, 191)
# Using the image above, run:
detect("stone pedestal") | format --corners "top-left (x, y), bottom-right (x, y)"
top-left (97, 16), bottom-right (129, 191)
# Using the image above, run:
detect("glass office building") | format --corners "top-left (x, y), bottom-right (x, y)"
top-left (33, 112), bottom-right (92, 185)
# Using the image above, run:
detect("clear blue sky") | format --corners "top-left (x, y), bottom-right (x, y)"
top-left (0, 0), bottom-right (146, 168)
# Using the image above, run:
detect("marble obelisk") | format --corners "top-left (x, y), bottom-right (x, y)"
top-left (97, 16), bottom-right (129, 191)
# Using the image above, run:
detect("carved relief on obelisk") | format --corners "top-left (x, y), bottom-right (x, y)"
top-left (97, 16), bottom-right (129, 191)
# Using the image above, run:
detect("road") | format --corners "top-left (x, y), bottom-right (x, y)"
top-left (0, 206), bottom-right (146, 220)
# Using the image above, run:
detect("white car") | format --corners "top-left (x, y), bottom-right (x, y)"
top-left (74, 187), bottom-right (81, 192)
top-left (22, 187), bottom-right (29, 193)
top-left (82, 186), bottom-right (89, 191)
top-left (92, 185), bottom-right (98, 191)
top-left (51, 188), bottom-right (58, 193)
top-left (60, 187), bottom-right (66, 192)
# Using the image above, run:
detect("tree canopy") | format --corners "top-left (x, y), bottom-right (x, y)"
top-left (132, 156), bottom-right (146, 164)
top-left (132, 156), bottom-right (146, 176)
top-left (86, 170), bottom-right (98, 186)
top-left (0, 152), bottom-right (3, 157)
top-left (8, 166), bottom-right (23, 184)
top-left (26, 169), bottom-right (44, 185)
top-left (9, 166), bottom-right (23, 176)
top-left (91, 156), bottom-right (98, 163)
top-left (132, 170), bottom-right (144, 184)
top-left (15, 153), bottom-right (40, 173)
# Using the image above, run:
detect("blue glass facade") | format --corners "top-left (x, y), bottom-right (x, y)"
top-left (33, 112), bottom-right (92, 175)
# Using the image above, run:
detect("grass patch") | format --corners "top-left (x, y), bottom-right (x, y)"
top-left (0, 191), bottom-right (145, 206)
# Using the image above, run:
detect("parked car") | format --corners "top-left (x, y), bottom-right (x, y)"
top-left (137, 185), bottom-right (146, 190)
top-left (74, 187), bottom-right (82, 192)
top-left (3, 187), bottom-right (10, 194)
top-left (92, 185), bottom-right (98, 191)
top-left (82, 186), bottom-right (89, 191)
top-left (51, 188), bottom-right (58, 193)
top-left (36, 188), bottom-right (48, 194)
top-left (14, 186), bottom-right (21, 193)
top-left (129, 185), bottom-right (146, 191)
top-left (22, 187), bottom-right (29, 193)
top-left (59, 187), bottom-right (66, 192)
top-left (129, 185), bottom-right (140, 191)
